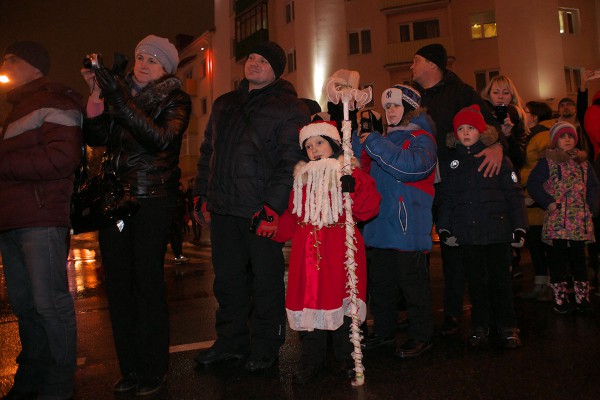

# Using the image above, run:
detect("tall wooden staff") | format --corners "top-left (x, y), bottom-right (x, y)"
top-left (324, 70), bottom-right (371, 386)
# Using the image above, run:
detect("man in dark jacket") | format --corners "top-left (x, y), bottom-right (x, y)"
top-left (193, 41), bottom-right (310, 371)
top-left (411, 44), bottom-right (503, 336)
top-left (0, 41), bottom-right (82, 400)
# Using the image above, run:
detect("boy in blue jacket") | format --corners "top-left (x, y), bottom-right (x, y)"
top-left (356, 84), bottom-right (438, 358)
top-left (437, 105), bottom-right (527, 348)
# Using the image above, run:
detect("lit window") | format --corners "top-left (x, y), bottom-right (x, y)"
top-left (559, 8), bottom-right (580, 34)
top-left (349, 30), bottom-right (372, 55)
top-left (470, 11), bottom-right (497, 39)
top-left (285, 1), bottom-right (295, 24)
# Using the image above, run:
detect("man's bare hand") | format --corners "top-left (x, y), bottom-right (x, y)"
top-left (475, 142), bottom-right (503, 177)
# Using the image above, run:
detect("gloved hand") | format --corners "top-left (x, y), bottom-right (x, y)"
top-left (511, 228), bottom-right (526, 248)
top-left (341, 175), bottom-right (356, 193)
top-left (251, 205), bottom-right (279, 238)
top-left (193, 196), bottom-right (211, 227)
top-left (94, 67), bottom-right (129, 109)
top-left (439, 229), bottom-right (459, 247)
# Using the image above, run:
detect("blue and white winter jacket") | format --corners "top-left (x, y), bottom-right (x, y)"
top-left (357, 112), bottom-right (437, 251)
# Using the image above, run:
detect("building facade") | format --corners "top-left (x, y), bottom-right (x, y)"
top-left (177, 0), bottom-right (600, 180)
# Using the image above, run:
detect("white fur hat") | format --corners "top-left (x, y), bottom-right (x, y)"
top-left (298, 121), bottom-right (341, 149)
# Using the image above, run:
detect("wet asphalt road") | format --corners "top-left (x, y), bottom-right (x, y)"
top-left (1, 230), bottom-right (599, 400)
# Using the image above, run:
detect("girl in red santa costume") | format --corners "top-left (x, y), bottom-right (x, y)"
top-left (275, 120), bottom-right (380, 384)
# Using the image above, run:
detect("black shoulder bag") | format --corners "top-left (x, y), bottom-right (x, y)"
top-left (70, 146), bottom-right (140, 234)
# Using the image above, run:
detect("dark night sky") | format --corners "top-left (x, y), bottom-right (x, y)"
top-left (0, 0), bottom-right (214, 109)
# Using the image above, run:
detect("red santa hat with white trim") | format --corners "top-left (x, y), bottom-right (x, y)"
top-left (298, 120), bottom-right (341, 149)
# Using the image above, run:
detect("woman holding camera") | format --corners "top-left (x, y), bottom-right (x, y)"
top-left (481, 75), bottom-right (529, 176)
top-left (81, 35), bottom-right (191, 396)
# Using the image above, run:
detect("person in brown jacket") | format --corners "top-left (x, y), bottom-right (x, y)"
top-left (0, 41), bottom-right (82, 400)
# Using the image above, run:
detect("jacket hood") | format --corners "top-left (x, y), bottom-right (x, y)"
top-left (445, 124), bottom-right (498, 148)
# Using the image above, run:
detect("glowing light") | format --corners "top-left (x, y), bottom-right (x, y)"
top-left (313, 61), bottom-right (325, 104)
top-left (0, 75), bottom-right (9, 83)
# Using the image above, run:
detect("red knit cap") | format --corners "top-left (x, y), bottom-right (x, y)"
top-left (453, 104), bottom-right (487, 137)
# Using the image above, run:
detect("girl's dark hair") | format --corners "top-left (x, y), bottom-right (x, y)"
top-left (526, 101), bottom-right (553, 122)
top-left (301, 135), bottom-right (342, 159)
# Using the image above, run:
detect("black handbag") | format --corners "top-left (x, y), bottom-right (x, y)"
top-left (70, 147), bottom-right (140, 234)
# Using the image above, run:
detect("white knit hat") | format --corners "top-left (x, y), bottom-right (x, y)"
top-left (298, 121), bottom-right (341, 149)
top-left (381, 84), bottom-right (421, 109)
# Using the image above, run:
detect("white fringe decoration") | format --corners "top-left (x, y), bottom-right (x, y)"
top-left (292, 158), bottom-right (343, 228)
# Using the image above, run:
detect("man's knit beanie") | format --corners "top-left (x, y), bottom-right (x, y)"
top-left (249, 41), bottom-right (287, 79)
top-left (3, 41), bottom-right (50, 76)
top-left (415, 43), bottom-right (447, 71)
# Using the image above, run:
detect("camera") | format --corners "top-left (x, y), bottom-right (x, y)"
top-left (82, 53), bottom-right (104, 70)
top-left (494, 104), bottom-right (508, 123)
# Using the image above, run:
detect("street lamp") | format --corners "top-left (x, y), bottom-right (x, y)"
top-left (0, 75), bottom-right (8, 83)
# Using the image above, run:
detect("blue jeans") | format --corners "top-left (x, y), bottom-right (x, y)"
top-left (0, 227), bottom-right (76, 397)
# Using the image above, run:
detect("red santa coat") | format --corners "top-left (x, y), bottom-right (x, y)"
top-left (277, 158), bottom-right (380, 331)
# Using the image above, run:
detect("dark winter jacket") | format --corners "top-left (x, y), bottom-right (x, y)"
top-left (0, 77), bottom-right (83, 230)
top-left (413, 70), bottom-right (502, 178)
top-left (83, 73), bottom-right (191, 198)
top-left (195, 78), bottom-right (310, 217)
top-left (437, 128), bottom-right (528, 245)
top-left (358, 111), bottom-right (437, 251)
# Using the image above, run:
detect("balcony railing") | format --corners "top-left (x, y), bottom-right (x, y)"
top-left (383, 37), bottom-right (453, 69)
